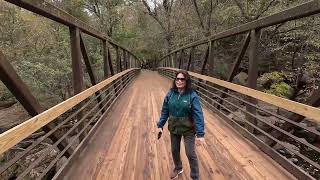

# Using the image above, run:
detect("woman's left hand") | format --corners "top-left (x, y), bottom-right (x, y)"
top-left (195, 137), bottom-right (205, 146)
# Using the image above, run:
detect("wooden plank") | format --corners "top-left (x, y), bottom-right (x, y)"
top-left (204, 109), bottom-right (293, 179)
top-left (0, 69), bottom-right (137, 155)
top-left (160, 67), bottom-right (320, 123)
top-left (60, 71), bottom-right (294, 180)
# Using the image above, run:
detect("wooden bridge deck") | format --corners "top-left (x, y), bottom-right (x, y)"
top-left (60, 71), bottom-right (295, 180)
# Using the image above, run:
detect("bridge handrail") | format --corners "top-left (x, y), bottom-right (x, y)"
top-left (0, 68), bottom-right (138, 155)
top-left (159, 68), bottom-right (320, 179)
top-left (161, 68), bottom-right (320, 123)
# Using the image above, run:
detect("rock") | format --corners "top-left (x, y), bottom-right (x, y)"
top-left (256, 115), bottom-right (281, 132)
top-left (278, 108), bottom-right (293, 118)
top-left (294, 129), bottom-right (317, 143)
top-left (56, 156), bottom-right (68, 172)
top-left (289, 158), bottom-right (299, 164)
top-left (0, 103), bottom-right (30, 133)
top-left (67, 135), bottom-right (80, 151)
top-left (29, 168), bottom-right (41, 178)
top-left (229, 91), bottom-right (246, 100)
top-left (300, 118), bottom-right (317, 127)
top-left (228, 110), bottom-right (246, 126)
top-left (257, 101), bottom-right (279, 116)
top-left (256, 134), bottom-right (274, 145)
top-left (232, 72), bottom-right (248, 86)
top-left (274, 142), bottom-right (299, 157)
top-left (223, 97), bottom-right (243, 112)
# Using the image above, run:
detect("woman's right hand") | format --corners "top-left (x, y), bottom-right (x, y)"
top-left (157, 128), bottom-right (163, 139)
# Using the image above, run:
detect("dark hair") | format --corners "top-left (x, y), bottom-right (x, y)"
top-left (171, 70), bottom-right (193, 93)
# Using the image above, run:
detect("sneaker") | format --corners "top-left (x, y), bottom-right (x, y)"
top-left (170, 169), bottom-right (183, 179)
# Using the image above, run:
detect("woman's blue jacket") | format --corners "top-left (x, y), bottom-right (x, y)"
top-left (157, 89), bottom-right (205, 137)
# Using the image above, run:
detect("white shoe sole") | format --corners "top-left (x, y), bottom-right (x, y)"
top-left (171, 169), bottom-right (184, 179)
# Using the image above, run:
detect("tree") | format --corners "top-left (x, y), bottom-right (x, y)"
top-left (191, 0), bottom-right (219, 36)
top-left (84, 0), bottom-right (125, 37)
top-left (141, 0), bottom-right (175, 52)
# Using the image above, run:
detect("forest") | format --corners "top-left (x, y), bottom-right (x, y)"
top-left (0, 0), bottom-right (320, 179)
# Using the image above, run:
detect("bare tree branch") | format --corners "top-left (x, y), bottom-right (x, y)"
top-left (141, 0), bottom-right (166, 31)
top-left (141, 0), bottom-right (174, 52)
top-left (232, 0), bottom-right (252, 21)
top-left (192, 0), bottom-right (206, 30)
top-left (233, 0), bottom-right (277, 21)
top-left (207, 0), bottom-right (214, 34)
top-left (254, 0), bottom-right (277, 20)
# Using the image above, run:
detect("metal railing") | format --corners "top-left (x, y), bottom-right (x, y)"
top-left (156, 2), bottom-right (320, 179)
top-left (0, 69), bottom-right (139, 179)
top-left (158, 68), bottom-right (320, 180)
top-left (0, 0), bottom-right (142, 179)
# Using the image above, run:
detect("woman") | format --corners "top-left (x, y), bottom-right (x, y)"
top-left (157, 70), bottom-right (205, 180)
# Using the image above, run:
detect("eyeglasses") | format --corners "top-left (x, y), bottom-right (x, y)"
top-left (176, 77), bottom-right (186, 81)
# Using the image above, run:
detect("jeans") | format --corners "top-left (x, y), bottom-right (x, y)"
top-left (170, 133), bottom-right (199, 180)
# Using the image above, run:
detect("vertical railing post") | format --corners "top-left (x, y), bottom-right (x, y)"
top-left (123, 49), bottom-right (127, 70)
top-left (102, 41), bottom-right (115, 110)
top-left (173, 52), bottom-right (178, 68)
top-left (116, 46), bottom-right (120, 73)
top-left (69, 27), bottom-right (84, 95)
top-left (187, 46), bottom-right (195, 71)
top-left (246, 29), bottom-right (261, 133)
top-left (69, 26), bottom-right (85, 138)
top-left (108, 48), bottom-right (114, 76)
top-left (228, 32), bottom-right (250, 82)
top-left (199, 44), bottom-right (210, 103)
top-left (134, 57), bottom-right (137, 68)
top-left (200, 44), bottom-right (209, 75)
top-left (103, 40), bottom-right (110, 79)
top-left (80, 34), bottom-right (97, 85)
top-left (178, 49), bottom-right (184, 69)
top-left (119, 48), bottom-right (123, 72)
top-left (128, 53), bottom-right (131, 69)
top-left (218, 32), bottom-right (251, 109)
top-left (208, 40), bottom-right (214, 77)
top-left (80, 34), bottom-right (105, 112)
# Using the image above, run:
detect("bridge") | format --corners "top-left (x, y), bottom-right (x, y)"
top-left (0, 0), bottom-right (320, 180)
